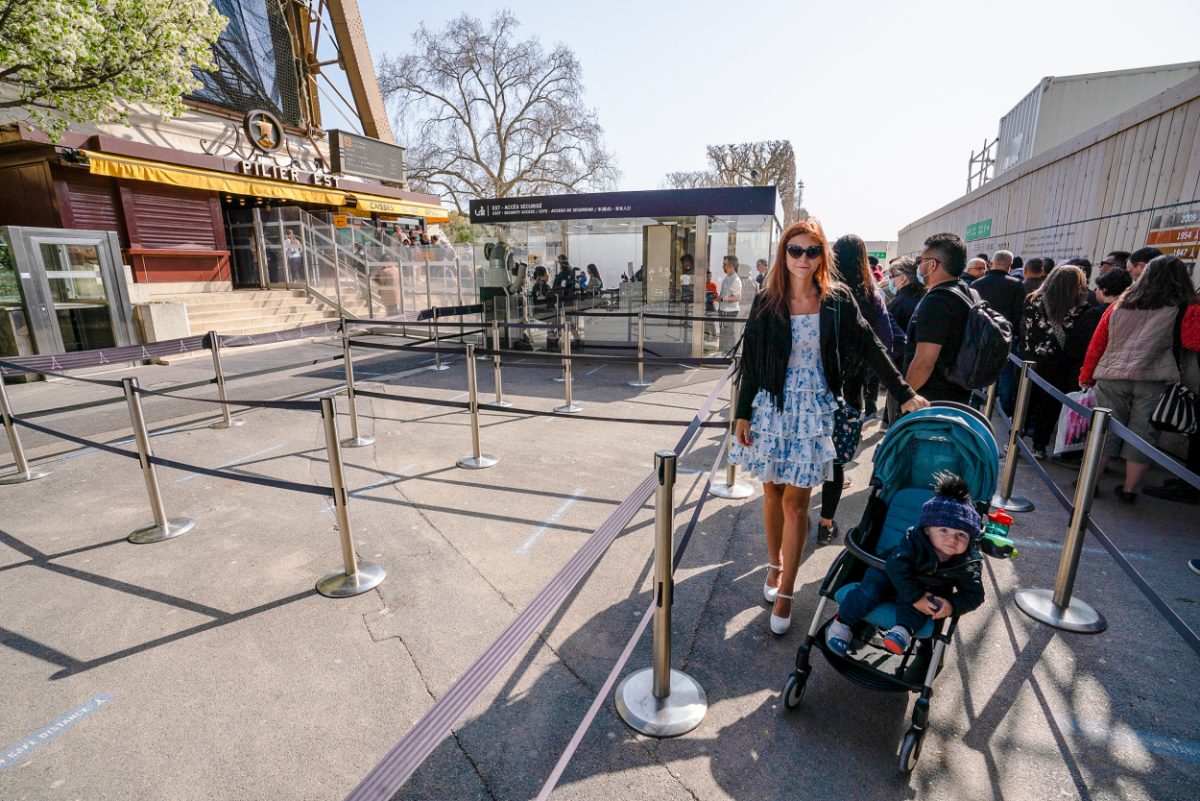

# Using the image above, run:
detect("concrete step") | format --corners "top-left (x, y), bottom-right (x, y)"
top-left (186, 302), bottom-right (333, 322)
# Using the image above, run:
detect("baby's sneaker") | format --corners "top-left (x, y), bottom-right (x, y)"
top-left (825, 618), bottom-right (853, 655)
top-left (881, 625), bottom-right (911, 654)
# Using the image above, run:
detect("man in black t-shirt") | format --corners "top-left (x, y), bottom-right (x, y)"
top-left (903, 233), bottom-right (972, 405)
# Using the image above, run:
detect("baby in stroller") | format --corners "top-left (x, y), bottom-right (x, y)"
top-left (825, 472), bottom-right (984, 656)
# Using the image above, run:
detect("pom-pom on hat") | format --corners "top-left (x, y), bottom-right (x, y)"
top-left (919, 472), bottom-right (981, 535)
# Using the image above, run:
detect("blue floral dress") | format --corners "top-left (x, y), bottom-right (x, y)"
top-left (728, 313), bottom-right (837, 487)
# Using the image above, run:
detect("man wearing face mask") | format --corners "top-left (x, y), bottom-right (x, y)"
top-left (903, 233), bottom-right (974, 405)
top-left (886, 256), bottom-right (924, 333)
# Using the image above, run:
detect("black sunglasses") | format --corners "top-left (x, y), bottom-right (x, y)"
top-left (786, 244), bottom-right (823, 260)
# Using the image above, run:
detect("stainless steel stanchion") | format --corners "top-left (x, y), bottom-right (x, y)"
top-left (456, 345), bottom-right (497, 469)
top-left (991, 360), bottom-right (1036, 512)
top-left (339, 319), bottom-right (375, 447)
top-left (709, 374), bottom-right (752, 499)
top-left (554, 317), bottom-right (582, 414)
top-left (0, 376), bottom-right (51, 485)
top-left (983, 381), bottom-right (998, 428)
top-left (491, 320), bottom-right (512, 408)
top-left (122, 377), bottom-right (194, 544)
top-left (207, 331), bottom-right (245, 430)
top-left (430, 307), bottom-right (449, 372)
top-left (1015, 407), bottom-right (1109, 633)
top-left (628, 310), bottom-right (651, 388)
top-left (615, 451), bottom-right (708, 737)
top-left (316, 395), bottom-right (386, 597)
top-left (553, 306), bottom-right (567, 383)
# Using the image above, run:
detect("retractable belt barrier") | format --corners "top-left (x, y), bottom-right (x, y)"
top-left (981, 358), bottom-right (1200, 655)
top-left (342, 362), bottom-right (736, 801)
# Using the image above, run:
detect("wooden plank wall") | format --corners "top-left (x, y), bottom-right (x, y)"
top-left (899, 75), bottom-right (1200, 277)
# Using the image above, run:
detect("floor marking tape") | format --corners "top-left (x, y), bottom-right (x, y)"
top-left (515, 488), bottom-right (588, 554)
top-left (175, 444), bottom-right (285, 483)
top-left (1057, 714), bottom-right (1200, 763)
top-left (0, 694), bottom-right (114, 773)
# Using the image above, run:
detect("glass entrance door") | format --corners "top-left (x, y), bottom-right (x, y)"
top-left (36, 241), bottom-right (117, 351)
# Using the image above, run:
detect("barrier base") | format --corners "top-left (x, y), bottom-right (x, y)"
top-left (991, 493), bottom-right (1036, 513)
top-left (0, 467), bottom-right (52, 485)
top-left (491, 400), bottom-right (514, 408)
top-left (553, 375), bottom-right (567, 383)
top-left (209, 418), bottom-right (246, 430)
top-left (628, 379), bottom-right (653, 388)
top-left (128, 517), bottom-right (195, 545)
top-left (554, 404), bottom-right (583, 414)
top-left (709, 480), bottom-right (753, 499)
top-left (457, 454), bottom-right (498, 470)
top-left (1015, 588), bottom-right (1107, 633)
top-left (429, 363), bottom-right (451, 372)
top-left (615, 667), bottom-right (708, 737)
top-left (341, 436), bottom-right (376, 448)
top-left (316, 561), bottom-right (386, 598)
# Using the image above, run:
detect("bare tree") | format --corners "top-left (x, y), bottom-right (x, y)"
top-left (662, 140), bottom-right (800, 226)
top-left (377, 12), bottom-right (617, 212)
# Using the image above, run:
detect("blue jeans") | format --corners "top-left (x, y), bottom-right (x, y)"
top-left (837, 568), bottom-right (930, 634)
top-left (997, 347), bottom-right (1019, 416)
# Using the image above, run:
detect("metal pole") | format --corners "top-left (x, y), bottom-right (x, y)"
top-left (628, 310), bottom-right (651, 387)
top-left (615, 450), bottom-right (708, 737)
top-left (1015, 408), bottom-right (1109, 633)
top-left (316, 395), bottom-right (386, 597)
top-left (122, 377), bottom-right (194, 544)
top-left (340, 319), bottom-right (375, 447)
top-left (456, 345), bottom-right (497, 469)
top-left (710, 373), bottom-right (752, 499)
top-left (555, 316), bottom-right (582, 414)
top-left (208, 332), bottom-right (244, 430)
top-left (983, 381), bottom-right (998, 426)
top-left (429, 307), bottom-right (449, 371)
top-left (991, 360), bottom-right (1036, 512)
top-left (331, 222), bottom-right (344, 316)
top-left (0, 376), bottom-right (51, 484)
top-left (491, 320), bottom-right (512, 407)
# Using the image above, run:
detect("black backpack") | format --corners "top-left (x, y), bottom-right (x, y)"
top-left (935, 284), bottom-right (1013, 389)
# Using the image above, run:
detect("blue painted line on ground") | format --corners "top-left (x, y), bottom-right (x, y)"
top-left (175, 444), bottom-right (285, 483)
top-left (0, 694), bottom-right (114, 773)
top-left (584, 364), bottom-right (606, 376)
top-left (515, 488), bottom-right (587, 555)
top-left (1009, 537), bottom-right (1151, 562)
top-left (1058, 715), bottom-right (1200, 764)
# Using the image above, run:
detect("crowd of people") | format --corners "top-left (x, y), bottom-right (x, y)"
top-left (726, 217), bottom-right (1200, 636)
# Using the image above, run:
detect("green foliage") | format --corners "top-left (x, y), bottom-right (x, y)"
top-left (443, 212), bottom-right (474, 244)
top-left (0, 0), bottom-right (227, 141)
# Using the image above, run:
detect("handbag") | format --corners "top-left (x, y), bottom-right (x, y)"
top-left (1150, 307), bottom-right (1198, 435)
top-left (832, 302), bottom-right (863, 464)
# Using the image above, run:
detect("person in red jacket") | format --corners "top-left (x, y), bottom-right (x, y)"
top-left (1079, 256), bottom-right (1200, 502)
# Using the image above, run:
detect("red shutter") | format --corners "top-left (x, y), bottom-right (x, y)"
top-left (128, 185), bottom-right (218, 249)
top-left (65, 177), bottom-right (122, 234)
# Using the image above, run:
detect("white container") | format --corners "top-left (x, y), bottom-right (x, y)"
top-left (995, 61), bottom-right (1200, 175)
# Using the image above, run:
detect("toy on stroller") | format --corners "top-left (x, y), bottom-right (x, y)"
top-left (780, 402), bottom-right (1011, 775)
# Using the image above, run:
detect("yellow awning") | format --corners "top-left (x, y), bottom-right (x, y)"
top-left (82, 150), bottom-right (348, 206)
top-left (346, 191), bottom-right (449, 223)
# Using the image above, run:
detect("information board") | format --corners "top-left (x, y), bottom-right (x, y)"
top-left (327, 130), bottom-right (407, 184)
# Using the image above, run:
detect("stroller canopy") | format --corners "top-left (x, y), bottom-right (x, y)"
top-left (871, 406), bottom-right (999, 507)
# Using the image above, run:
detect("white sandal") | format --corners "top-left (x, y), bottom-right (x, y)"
top-left (770, 594), bottom-right (793, 635)
top-left (763, 563), bottom-right (782, 603)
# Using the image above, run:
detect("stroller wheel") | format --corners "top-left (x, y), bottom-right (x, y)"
top-left (782, 672), bottom-right (807, 710)
top-left (898, 728), bottom-right (924, 775)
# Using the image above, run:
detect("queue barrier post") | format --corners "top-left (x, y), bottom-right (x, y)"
top-left (991, 360), bottom-right (1036, 513)
top-left (491, 320), bottom-right (512, 408)
top-left (982, 381), bottom-right (998, 427)
top-left (709, 373), bottom-right (752, 499)
top-left (430, 307), bottom-right (449, 372)
top-left (628, 311), bottom-right (651, 388)
top-left (316, 395), bottom-right (386, 597)
top-left (615, 450), bottom-right (708, 736)
top-left (207, 331), bottom-right (245, 430)
top-left (0, 376), bottom-right (51, 485)
top-left (554, 316), bottom-right (582, 414)
top-left (122, 377), bottom-right (195, 544)
top-left (1015, 407), bottom-right (1109, 633)
top-left (339, 319), bottom-right (375, 448)
top-left (456, 344), bottom-right (497, 469)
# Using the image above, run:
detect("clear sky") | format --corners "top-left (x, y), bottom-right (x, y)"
top-left (349, 0), bottom-right (1200, 241)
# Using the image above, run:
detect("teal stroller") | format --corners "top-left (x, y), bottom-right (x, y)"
top-left (781, 402), bottom-right (1001, 774)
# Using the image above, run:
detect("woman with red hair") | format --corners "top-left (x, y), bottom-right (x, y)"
top-left (729, 219), bottom-right (928, 634)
